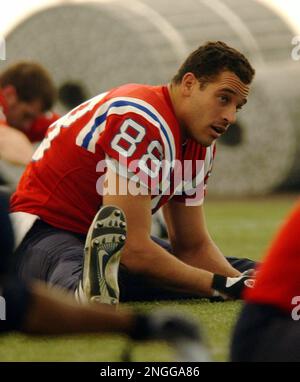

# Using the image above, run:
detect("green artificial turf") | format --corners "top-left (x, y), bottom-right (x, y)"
top-left (0, 195), bottom-right (297, 362)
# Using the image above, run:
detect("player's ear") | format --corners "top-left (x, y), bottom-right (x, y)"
top-left (181, 73), bottom-right (197, 97)
top-left (2, 85), bottom-right (18, 105)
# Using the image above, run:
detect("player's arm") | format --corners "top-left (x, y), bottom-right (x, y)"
top-left (21, 281), bottom-right (134, 335)
top-left (163, 200), bottom-right (240, 277)
top-left (0, 124), bottom-right (33, 166)
top-left (19, 281), bottom-right (200, 342)
top-left (103, 167), bottom-right (215, 296)
top-left (102, 168), bottom-right (249, 298)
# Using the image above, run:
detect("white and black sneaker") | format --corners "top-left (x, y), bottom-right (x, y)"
top-left (78, 205), bottom-right (127, 305)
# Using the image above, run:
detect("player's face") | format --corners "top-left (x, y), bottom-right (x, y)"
top-left (6, 98), bottom-right (43, 132)
top-left (3, 86), bottom-right (43, 132)
top-left (180, 71), bottom-right (249, 146)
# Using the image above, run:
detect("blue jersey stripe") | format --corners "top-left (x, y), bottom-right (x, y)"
top-left (81, 113), bottom-right (107, 149)
top-left (81, 100), bottom-right (174, 162)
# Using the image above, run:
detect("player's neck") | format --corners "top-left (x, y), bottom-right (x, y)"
top-left (167, 83), bottom-right (188, 144)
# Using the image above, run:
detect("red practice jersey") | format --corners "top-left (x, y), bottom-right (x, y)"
top-left (26, 112), bottom-right (60, 142)
top-left (245, 201), bottom-right (300, 313)
top-left (11, 84), bottom-right (215, 234)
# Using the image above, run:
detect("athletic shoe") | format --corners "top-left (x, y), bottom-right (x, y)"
top-left (80, 205), bottom-right (127, 305)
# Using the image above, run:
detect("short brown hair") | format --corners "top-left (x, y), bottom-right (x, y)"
top-left (172, 41), bottom-right (255, 85)
top-left (0, 61), bottom-right (56, 111)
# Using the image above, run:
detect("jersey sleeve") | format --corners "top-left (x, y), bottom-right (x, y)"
top-left (172, 143), bottom-right (216, 206)
top-left (97, 112), bottom-right (165, 192)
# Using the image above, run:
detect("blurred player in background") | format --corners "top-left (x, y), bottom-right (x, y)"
top-left (0, 61), bottom-right (58, 167)
top-left (231, 201), bottom-right (300, 362)
top-left (10, 41), bottom-right (256, 305)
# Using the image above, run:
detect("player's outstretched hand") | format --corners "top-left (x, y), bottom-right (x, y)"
top-left (212, 270), bottom-right (255, 300)
top-left (127, 310), bottom-right (211, 361)
top-left (129, 309), bottom-right (201, 342)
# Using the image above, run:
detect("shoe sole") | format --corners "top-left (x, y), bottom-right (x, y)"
top-left (83, 205), bottom-right (127, 304)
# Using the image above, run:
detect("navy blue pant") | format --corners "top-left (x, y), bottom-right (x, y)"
top-left (0, 192), bottom-right (14, 275)
top-left (15, 219), bottom-right (256, 302)
top-left (0, 192), bottom-right (31, 332)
